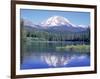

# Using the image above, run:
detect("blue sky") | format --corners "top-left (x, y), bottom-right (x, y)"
top-left (20, 9), bottom-right (90, 26)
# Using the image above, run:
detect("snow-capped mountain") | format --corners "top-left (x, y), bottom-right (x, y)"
top-left (41, 16), bottom-right (74, 28)
top-left (40, 16), bottom-right (88, 30)
top-left (40, 16), bottom-right (88, 32)
top-left (22, 16), bottom-right (89, 33)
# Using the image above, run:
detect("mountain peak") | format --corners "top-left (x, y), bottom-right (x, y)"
top-left (41, 15), bottom-right (72, 27)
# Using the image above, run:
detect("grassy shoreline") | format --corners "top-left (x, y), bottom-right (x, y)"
top-left (56, 45), bottom-right (90, 53)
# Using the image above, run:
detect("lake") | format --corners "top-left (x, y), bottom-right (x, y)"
top-left (20, 41), bottom-right (90, 70)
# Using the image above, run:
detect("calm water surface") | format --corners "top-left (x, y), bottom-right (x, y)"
top-left (20, 41), bottom-right (90, 70)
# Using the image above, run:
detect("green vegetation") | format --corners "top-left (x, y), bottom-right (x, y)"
top-left (56, 45), bottom-right (90, 52)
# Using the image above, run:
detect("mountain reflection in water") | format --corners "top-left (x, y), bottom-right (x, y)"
top-left (41, 53), bottom-right (72, 67)
top-left (21, 52), bottom-right (90, 69)
top-left (41, 53), bottom-right (88, 67)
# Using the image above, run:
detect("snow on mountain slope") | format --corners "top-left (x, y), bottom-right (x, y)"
top-left (41, 16), bottom-right (74, 27)
top-left (22, 16), bottom-right (89, 32)
top-left (78, 25), bottom-right (89, 28)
